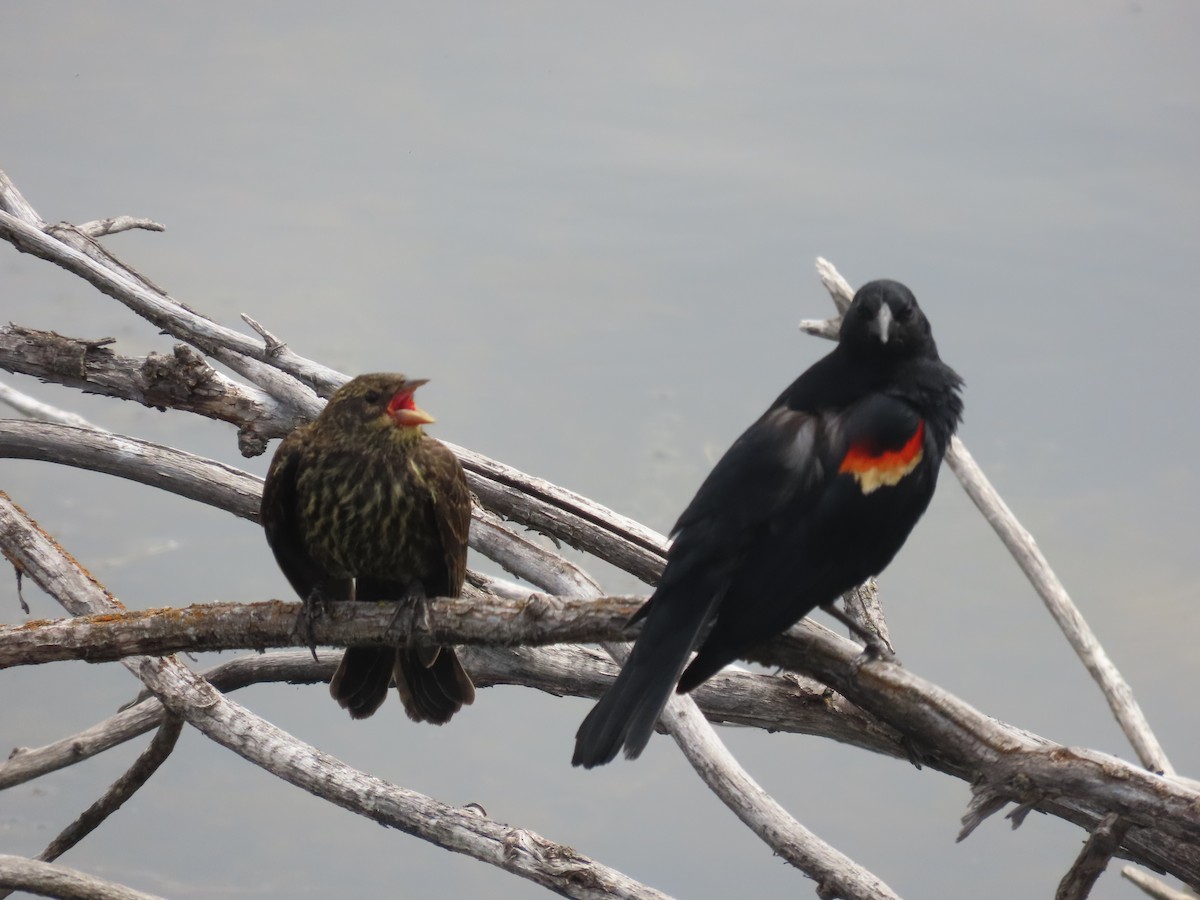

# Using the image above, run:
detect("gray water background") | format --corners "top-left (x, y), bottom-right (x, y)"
top-left (1, 3), bottom-right (1198, 898)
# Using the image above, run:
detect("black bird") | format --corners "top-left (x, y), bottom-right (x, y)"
top-left (573, 280), bottom-right (963, 767)
top-left (261, 373), bottom-right (475, 724)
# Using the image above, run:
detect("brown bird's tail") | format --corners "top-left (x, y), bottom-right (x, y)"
top-left (330, 645), bottom-right (475, 723)
top-left (330, 646), bottom-right (394, 719)
top-left (393, 645), bottom-right (475, 725)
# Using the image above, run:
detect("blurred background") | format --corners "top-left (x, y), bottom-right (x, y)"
top-left (2, 2), bottom-right (1197, 897)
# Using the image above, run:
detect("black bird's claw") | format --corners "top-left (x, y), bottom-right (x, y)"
top-left (849, 641), bottom-right (900, 679)
top-left (859, 636), bottom-right (898, 664)
top-left (821, 602), bottom-right (897, 660)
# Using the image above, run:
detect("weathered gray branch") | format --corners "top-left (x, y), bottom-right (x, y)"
top-left (0, 381), bottom-right (96, 428)
top-left (0, 646), bottom-right (906, 792)
top-left (7, 590), bottom-right (1194, 878)
top-left (0, 182), bottom-right (345, 398)
top-left (0, 595), bottom-right (643, 666)
top-left (0, 715), bottom-right (185, 900)
top-left (1121, 867), bottom-right (1195, 899)
top-left (75, 216), bottom-right (165, 238)
top-left (752, 628), bottom-right (1200, 882)
top-left (0, 855), bottom-right (165, 900)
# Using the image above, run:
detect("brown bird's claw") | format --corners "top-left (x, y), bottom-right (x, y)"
top-left (293, 591), bottom-right (327, 661)
top-left (385, 582), bottom-right (430, 643)
top-left (899, 734), bottom-right (926, 770)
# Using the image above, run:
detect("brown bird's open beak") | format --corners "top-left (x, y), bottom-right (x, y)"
top-left (387, 379), bottom-right (436, 427)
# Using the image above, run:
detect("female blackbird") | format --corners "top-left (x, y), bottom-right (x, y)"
top-left (261, 373), bottom-right (475, 724)
top-left (573, 280), bottom-right (964, 766)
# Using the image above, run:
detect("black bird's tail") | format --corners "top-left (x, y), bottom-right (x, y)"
top-left (572, 587), bottom-right (719, 768)
top-left (330, 645), bottom-right (475, 724)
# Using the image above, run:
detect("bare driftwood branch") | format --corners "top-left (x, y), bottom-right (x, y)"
top-left (13, 595), bottom-right (1191, 874)
top-left (1121, 867), bottom-right (1196, 899)
top-left (0, 380), bottom-right (96, 428)
top-left (0, 855), bottom-right (166, 900)
top-left (0, 326), bottom-right (304, 455)
top-left (0, 492), bottom-right (671, 900)
top-left (0, 647), bottom-right (907, 793)
top-left (754, 628), bottom-right (1200, 882)
top-left (0, 715), bottom-right (186, 900)
top-left (0, 595), bottom-right (643, 666)
top-left (0, 332), bottom-right (668, 578)
top-left (945, 438), bottom-right (1172, 775)
top-left (1055, 813), bottom-right (1130, 900)
top-left (0, 419), bottom-right (263, 520)
top-left (0, 203), bottom-right (346, 398)
top-left (75, 216), bottom-right (165, 238)
top-left (9, 386), bottom-right (1191, 880)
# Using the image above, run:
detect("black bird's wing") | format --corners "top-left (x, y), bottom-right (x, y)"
top-left (575, 280), bottom-right (961, 767)
top-left (573, 394), bottom-right (836, 767)
top-left (574, 378), bottom-right (937, 766)
top-left (677, 391), bottom-right (935, 690)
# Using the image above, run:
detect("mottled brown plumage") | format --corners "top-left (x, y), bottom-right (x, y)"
top-left (261, 373), bottom-right (475, 724)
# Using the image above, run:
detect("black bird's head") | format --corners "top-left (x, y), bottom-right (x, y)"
top-left (839, 280), bottom-right (937, 360)
top-left (316, 373), bottom-right (435, 442)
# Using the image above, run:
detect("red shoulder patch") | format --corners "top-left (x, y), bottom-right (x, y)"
top-left (838, 420), bottom-right (925, 494)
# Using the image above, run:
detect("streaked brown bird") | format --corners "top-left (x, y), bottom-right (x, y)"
top-left (261, 373), bottom-right (475, 724)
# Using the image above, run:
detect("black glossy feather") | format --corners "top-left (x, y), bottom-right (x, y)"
top-left (573, 280), bottom-right (963, 767)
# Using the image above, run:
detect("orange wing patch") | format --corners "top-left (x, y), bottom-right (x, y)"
top-left (839, 421), bottom-right (925, 495)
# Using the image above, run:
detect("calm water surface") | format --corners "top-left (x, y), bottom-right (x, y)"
top-left (2, 4), bottom-right (1198, 898)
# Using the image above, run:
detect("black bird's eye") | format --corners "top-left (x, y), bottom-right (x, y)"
top-left (363, 390), bottom-right (382, 404)
top-left (893, 301), bottom-right (914, 323)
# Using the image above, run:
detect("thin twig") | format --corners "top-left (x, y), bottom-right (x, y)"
top-left (75, 216), bottom-right (165, 238)
top-left (0, 380), bottom-right (97, 429)
top-left (946, 438), bottom-right (1172, 775)
top-left (1054, 813), bottom-right (1130, 900)
top-left (0, 716), bottom-right (185, 900)
top-left (1120, 867), bottom-right (1196, 899)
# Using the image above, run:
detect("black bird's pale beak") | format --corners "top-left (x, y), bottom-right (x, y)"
top-left (871, 304), bottom-right (893, 344)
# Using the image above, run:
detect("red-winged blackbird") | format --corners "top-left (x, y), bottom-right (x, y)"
top-left (261, 373), bottom-right (475, 724)
top-left (573, 280), bottom-right (963, 767)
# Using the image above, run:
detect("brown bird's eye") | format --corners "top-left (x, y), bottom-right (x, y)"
top-left (363, 390), bottom-right (382, 404)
